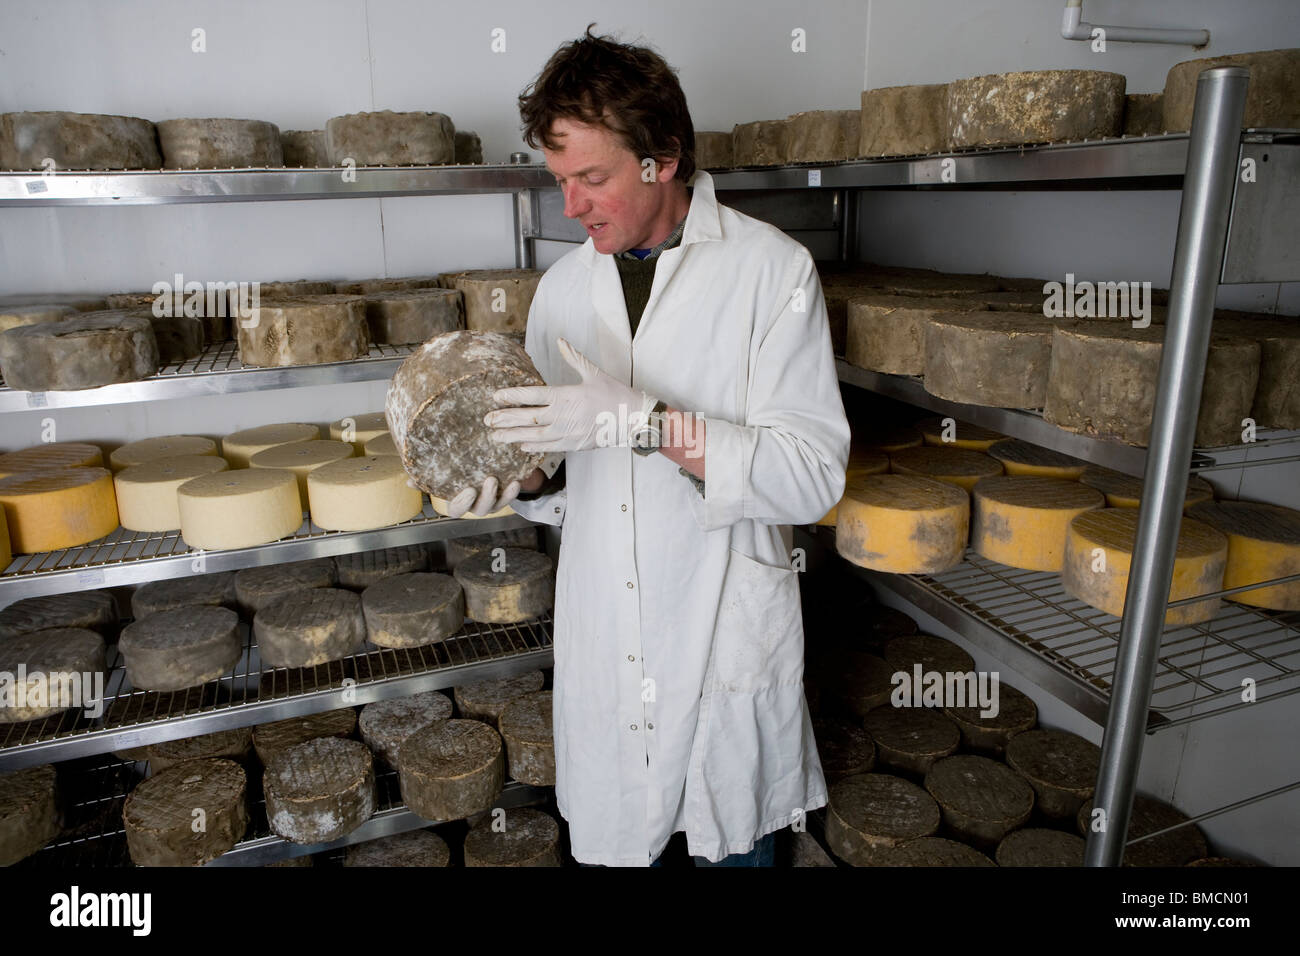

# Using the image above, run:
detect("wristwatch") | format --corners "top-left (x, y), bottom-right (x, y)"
top-left (630, 399), bottom-right (668, 456)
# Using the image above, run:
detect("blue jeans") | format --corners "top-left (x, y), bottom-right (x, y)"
top-left (579, 831), bottom-right (777, 867)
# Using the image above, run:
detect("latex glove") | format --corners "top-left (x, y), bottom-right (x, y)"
top-left (445, 476), bottom-right (522, 518)
top-left (486, 337), bottom-right (656, 452)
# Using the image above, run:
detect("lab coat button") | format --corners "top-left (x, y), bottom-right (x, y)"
top-left (627, 654), bottom-right (635, 662)
top-left (630, 724), bottom-right (638, 731)
top-left (621, 504), bottom-right (627, 512)
top-left (626, 581), bottom-right (634, 589)
top-left (647, 722), bottom-right (654, 730)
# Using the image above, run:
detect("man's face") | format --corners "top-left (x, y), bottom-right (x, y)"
top-left (543, 117), bottom-right (676, 255)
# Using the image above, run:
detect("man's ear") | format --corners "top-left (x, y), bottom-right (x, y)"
top-left (655, 137), bottom-right (682, 184)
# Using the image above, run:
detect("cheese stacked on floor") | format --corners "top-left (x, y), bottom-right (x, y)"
top-left (835, 474), bottom-right (969, 574)
top-left (115, 455), bottom-right (229, 532)
top-left (399, 719), bottom-right (505, 820)
top-left (177, 468), bottom-right (302, 549)
top-left (972, 476), bottom-right (1106, 572)
top-left (118, 606), bottom-right (242, 691)
top-left (847, 296), bottom-right (986, 376)
top-left (0, 628), bottom-right (107, 723)
top-left (264, 738), bottom-right (376, 844)
top-left (858, 424), bottom-right (923, 454)
top-left (924, 754), bottom-right (1035, 848)
top-left (942, 682), bottom-right (1037, 757)
top-left (890, 446), bottom-right (1003, 492)
top-left (996, 828), bottom-right (1086, 867)
top-left (1185, 501), bottom-right (1300, 610)
top-left (815, 651), bottom-right (896, 719)
top-left (0, 765), bottom-right (60, 865)
top-left (251, 440), bottom-right (355, 508)
top-left (109, 435), bottom-right (218, 472)
top-left (252, 708), bottom-right (357, 765)
top-left (1076, 794), bottom-right (1207, 866)
top-left (328, 412), bottom-right (389, 445)
top-left (463, 808), bottom-right (561, 867)
top-left (498, 691), bottom-right (554, 786)
top-left (123, 758), bottom-right (248, 866)
top-left (817, 448), bottom-right (889, 526)
top-left (0, 442), bottom-right (104, 478)
top-left (146, 727), bottom-right (252, 772)
top-left (362, 289), bottom-right (464, 345)
top-left (132, 572), bottom-right (237, 617)
top-left (824, 773), bottom-right (941, 865)
top-left (923, 312), bottom-right (1059, 408)
top-left (234, 559), bottom-right (337, 615)
top-left (361, 572), bottom-right (464, 648)
top-left (872, 836), bottom-right (996, 866)
top-left (0, 590), bottom-right (117, 638)
top-left (986, 439), bottom-right (1087, 479)
top-left (237, 295), bottom-right (369, 367)
top-left (1063, 509), bottom-right (1228, 626)
top-left (0, 467), bottom-right (118, 553)
top-left (863, 706), bottom-right (960, 776)
top-left (947, 70), bottom-right (1126, 148)
top-left (1005, 728), bottom-right (1101, 821)
top-left (811, 718), bottom-right (876, 782)
top-left (221, 423), bottom-right (319, 469)
top-left (254, 588), bottom-right (367, 669)
top-left (344, 830), bottom-right (451, 867)
top-left (454, 548), bottom-right (554, 623)
top-left (438, 270), bottom-right (543, 335)
top-left (916, 416), bottom-right (1004, 451)
top-left (453, 671), bottom-right (544, 729)
top-left (1079, 465), bottom-right (1214, 510)
top-left (334, 545), bottom-right (430, 589)
top-left (0, 312), bottom-right (159, 391)
top-left (307, 455), bottom-right (421, 530)
top-left (359, 691), bottom-right (454, 768)
top-left (882, 633), bottom-right (975, 677)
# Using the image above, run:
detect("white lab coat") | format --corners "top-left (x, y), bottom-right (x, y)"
top-left (509, 169), bottom-right (851, 865)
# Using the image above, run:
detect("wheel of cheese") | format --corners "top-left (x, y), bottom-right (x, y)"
top-left (835, 474), bottom-right (969, 574)
top-left (498, 691), bottom-right (554, 786)
top-left (335, 546), bottom-right (430, 589)
top-left (695, 130), bottom-right (734, 169)
top-left (361, 572), bottom-right (464, 648)
top-left (254, 588), bottom-right (367, 669)
top-left (252, 708), bottom-right (357, 765)
top-left (822, 285), bottom-right (874, 354)
top-left (0, 467), bottom-right (118, 553)
top-left (872, 835), bottom-right (996, 866)
top-left (824, 773), bottom-right (941, 865)
top-left (399, 718), bottom-right (505, 820)
top-left (731, 120), bottom-right (787, 166)
top-left (846, 295), bottom-right (983, 376)
top-left (867, 269), bottom-right (1003, 298)
top-left (0, 311), bottom-right (159, 391)
top-left (234, 559), bottom-right (337, 615)
top-left (236, 295), bottom-right (369, 368)
top-left (444, 528), bottom-right (539, 571)
top-left (280, 130), bottom-right (328, 167)
top-left (109, 436), bottom-right (218, 472)
top-left (948, 70), bottom-right (1125, 148)
top-left (328, 412), bottom-right (389, 446)
top-left (139, 311), bottom-right (205, 364)
top-left (334, 276), bottom-right (444, 295)
top-left (972, 476), bottom-right (1106, 572)
top-left (251, 440), bottom-right (356, 508)
top-left (1063, 509), bottom-right (1227, 626)
top-left (429, 494), bottom-right (515, 519)
top-left (0, 442), bottom-right (104, 478)
top-left (453, 671), bottom-right (545, 729)
top-left (1164, 48), bottom-right (1300, 132)
top-left (890, 446), bottom-right (1003, 492)
top-left (1184, 500), bottom-right (1300, 610)
top-left (146, 726), bottom-right (253, 773)
top-left (359, 691), bottom-right (454, 768)
top-left (325, 110), bottom-right (454, 166)
top-left (115, 455), bottom-right (229, 532)
top-left (264, 737), bottom-right (375, 844)
top-left (156, 118), bottom-right (284, 168)
top-left (344, 829), bottom-right (451, 866)
top-left (0, 293), bottom-right (107, 313)
top-left (0, 304), bottom-right (75, 335)
top-left (811, 717), bottom-right (876, 782)
top-left (463, 807), bottom-right (561, 867)
top-left (784, 109), bottom-right (860, 163)
top-left (1123, 93), bottom-right (1165, 137)
top-left (1186, 857), bottom-right (1261, 868)
top-left (986, 440), bottom-right (1087, 480)
top-left (454, 548), bottom-right (554, 624)
top-left (103, 293), bottom-right (227, 345)
top-left (0, 110), bottom-right (161, 170)
top-left (363, 289), bottom-right (464, 345)
top-left (942, 683), bottom-right (1036, 758)
top-left (924, 755), bottom-right (1035, 848)
top-left (0, 764), bottom-right (60, 865)
top-left (1215, 313), bottom-right (1300, 429)
top-left (118, 606), bottom-right (242, 692)
top-left (923, 312), bottom-right (1058, 408)
top-left (0, 628), bottom-right (106, 723)
top-left (307, 454), bottom-right (421, 530)
top-left (1044, 325), bottom-right (1260, 448)
top-left (385, 330), bottom-right (545, 499)
top-left (221, 423), bottom-right (319, 468)
top-left (364, 433), bottom-right (399, 457)
top-left (1078, 465), bottom-right (1214, 511)
top-left (438, 270), bottom-right (542, 336)
top-left (859, 84), bottom-right (949, 157)
top-left (863, 705), bottom-right (960, 776)
top-left (817, 449), bottom-right (889, 525)
top-left (177, 468), bottom-right (302, 549)
top-left (966, 289), bottom-right (1052, 314)
top-left (0, 590), bottom-right (117, 639)
top-left (455, 130), bottom-right (483, 164)
top-left (996, 827), bottom-right (1086, 866)
top-left (917, 416), bottom-right (1005, 451)
top-left (0, 512), bottom-right (9, 571)
top-left (122, 758), bottom-right (247, 866)
top-left (882, 633), bottom-right (976, 677)
top-left (1076, 794), bottom-right (1207, 866)
top-left (819, 651), bottom-right (896, 720)
top-left (857, 424), bottom-right (924, 454)
top-left (1005, 728), bottom-right (1101, 821)
top-left (860, 606), bottom-right (920, 646)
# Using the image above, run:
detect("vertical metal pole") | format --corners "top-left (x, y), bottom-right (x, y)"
top-left (514, 188), bottom-right (536, 269)
top-left (1084, 66), bottom-right (1248, 866)
top-left (836, 188), bottom-right (858, 263)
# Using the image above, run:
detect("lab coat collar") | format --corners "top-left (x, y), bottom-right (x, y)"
top-left (577, 169), bottom-right (723, 269)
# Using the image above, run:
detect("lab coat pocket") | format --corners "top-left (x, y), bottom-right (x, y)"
top-left (710, 548), bottom-right (804, 694)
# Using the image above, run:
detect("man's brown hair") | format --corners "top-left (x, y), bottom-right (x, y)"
top-left (518, 24), bottom-right (696, 183)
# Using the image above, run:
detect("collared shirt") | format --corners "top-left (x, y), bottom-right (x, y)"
top-left (614, 213), bottom-right (687, 261)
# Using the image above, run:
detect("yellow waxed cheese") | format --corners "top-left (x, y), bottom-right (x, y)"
top-left (428, 494), bottom-right (513, 519)
top-left (249, 440), bottom-right (356, 508)
top-left (328, 412), bottom-right (389, 446)
top-left (0, 442), bottom-right (104, 478)
top-left (0, 467), bottom-right (118, 553)
top-left (890, 445), bottom-right (1003, 492)
top-left (836, 474), bottom-right (970, 573)
top-left (986, 439), bottom-right (1087, 480)
top-left (857, 424), bottom-right (924, 454)
top-left (177, 468), bottom-right (303, 550)
top-left (220, 423), bottom-right (320, 468)
top-left (114, 455), bottom-right (230, 532)
top-left (0, 509), bottom-right (10, 570)
top-left (1062, 509), bottom-right (1227, 626)
top-left (108, 435), bottom-right (218, 472)
top-left (916, 416), bottom-right (1005, 451)
top-left (1186, 500), bottom-right (1300, 610)
top-left (1079, 465), bottom-right (1214, 510)
top-left (972, 476), bottom-right (1105, 572)
top-left (308, 455), bottom-right (423, 531)
top-left (817, 449), bottom-right (890, 526)
top-left (364, 433), bottom-right (399, 457)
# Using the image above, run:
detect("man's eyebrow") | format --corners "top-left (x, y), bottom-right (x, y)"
top-left (547, 165), bottom-right (604, 179)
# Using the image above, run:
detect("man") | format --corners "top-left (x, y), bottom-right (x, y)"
top-left (444, 27), bottom-right (850, 866)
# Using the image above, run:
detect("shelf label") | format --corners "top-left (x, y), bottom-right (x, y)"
top-left (26, 391), bottom-right (47, 408)
top-left (25, 180), bottom-right (48, 194)
top-left (807, 169), bottom-right (822, 187)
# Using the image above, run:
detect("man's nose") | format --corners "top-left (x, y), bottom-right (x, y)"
top-left (562, 182), bottom-right (591, 219)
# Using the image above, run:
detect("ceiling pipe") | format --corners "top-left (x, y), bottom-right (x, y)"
top-left (1062, 0), bottom-right (1210, 47)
